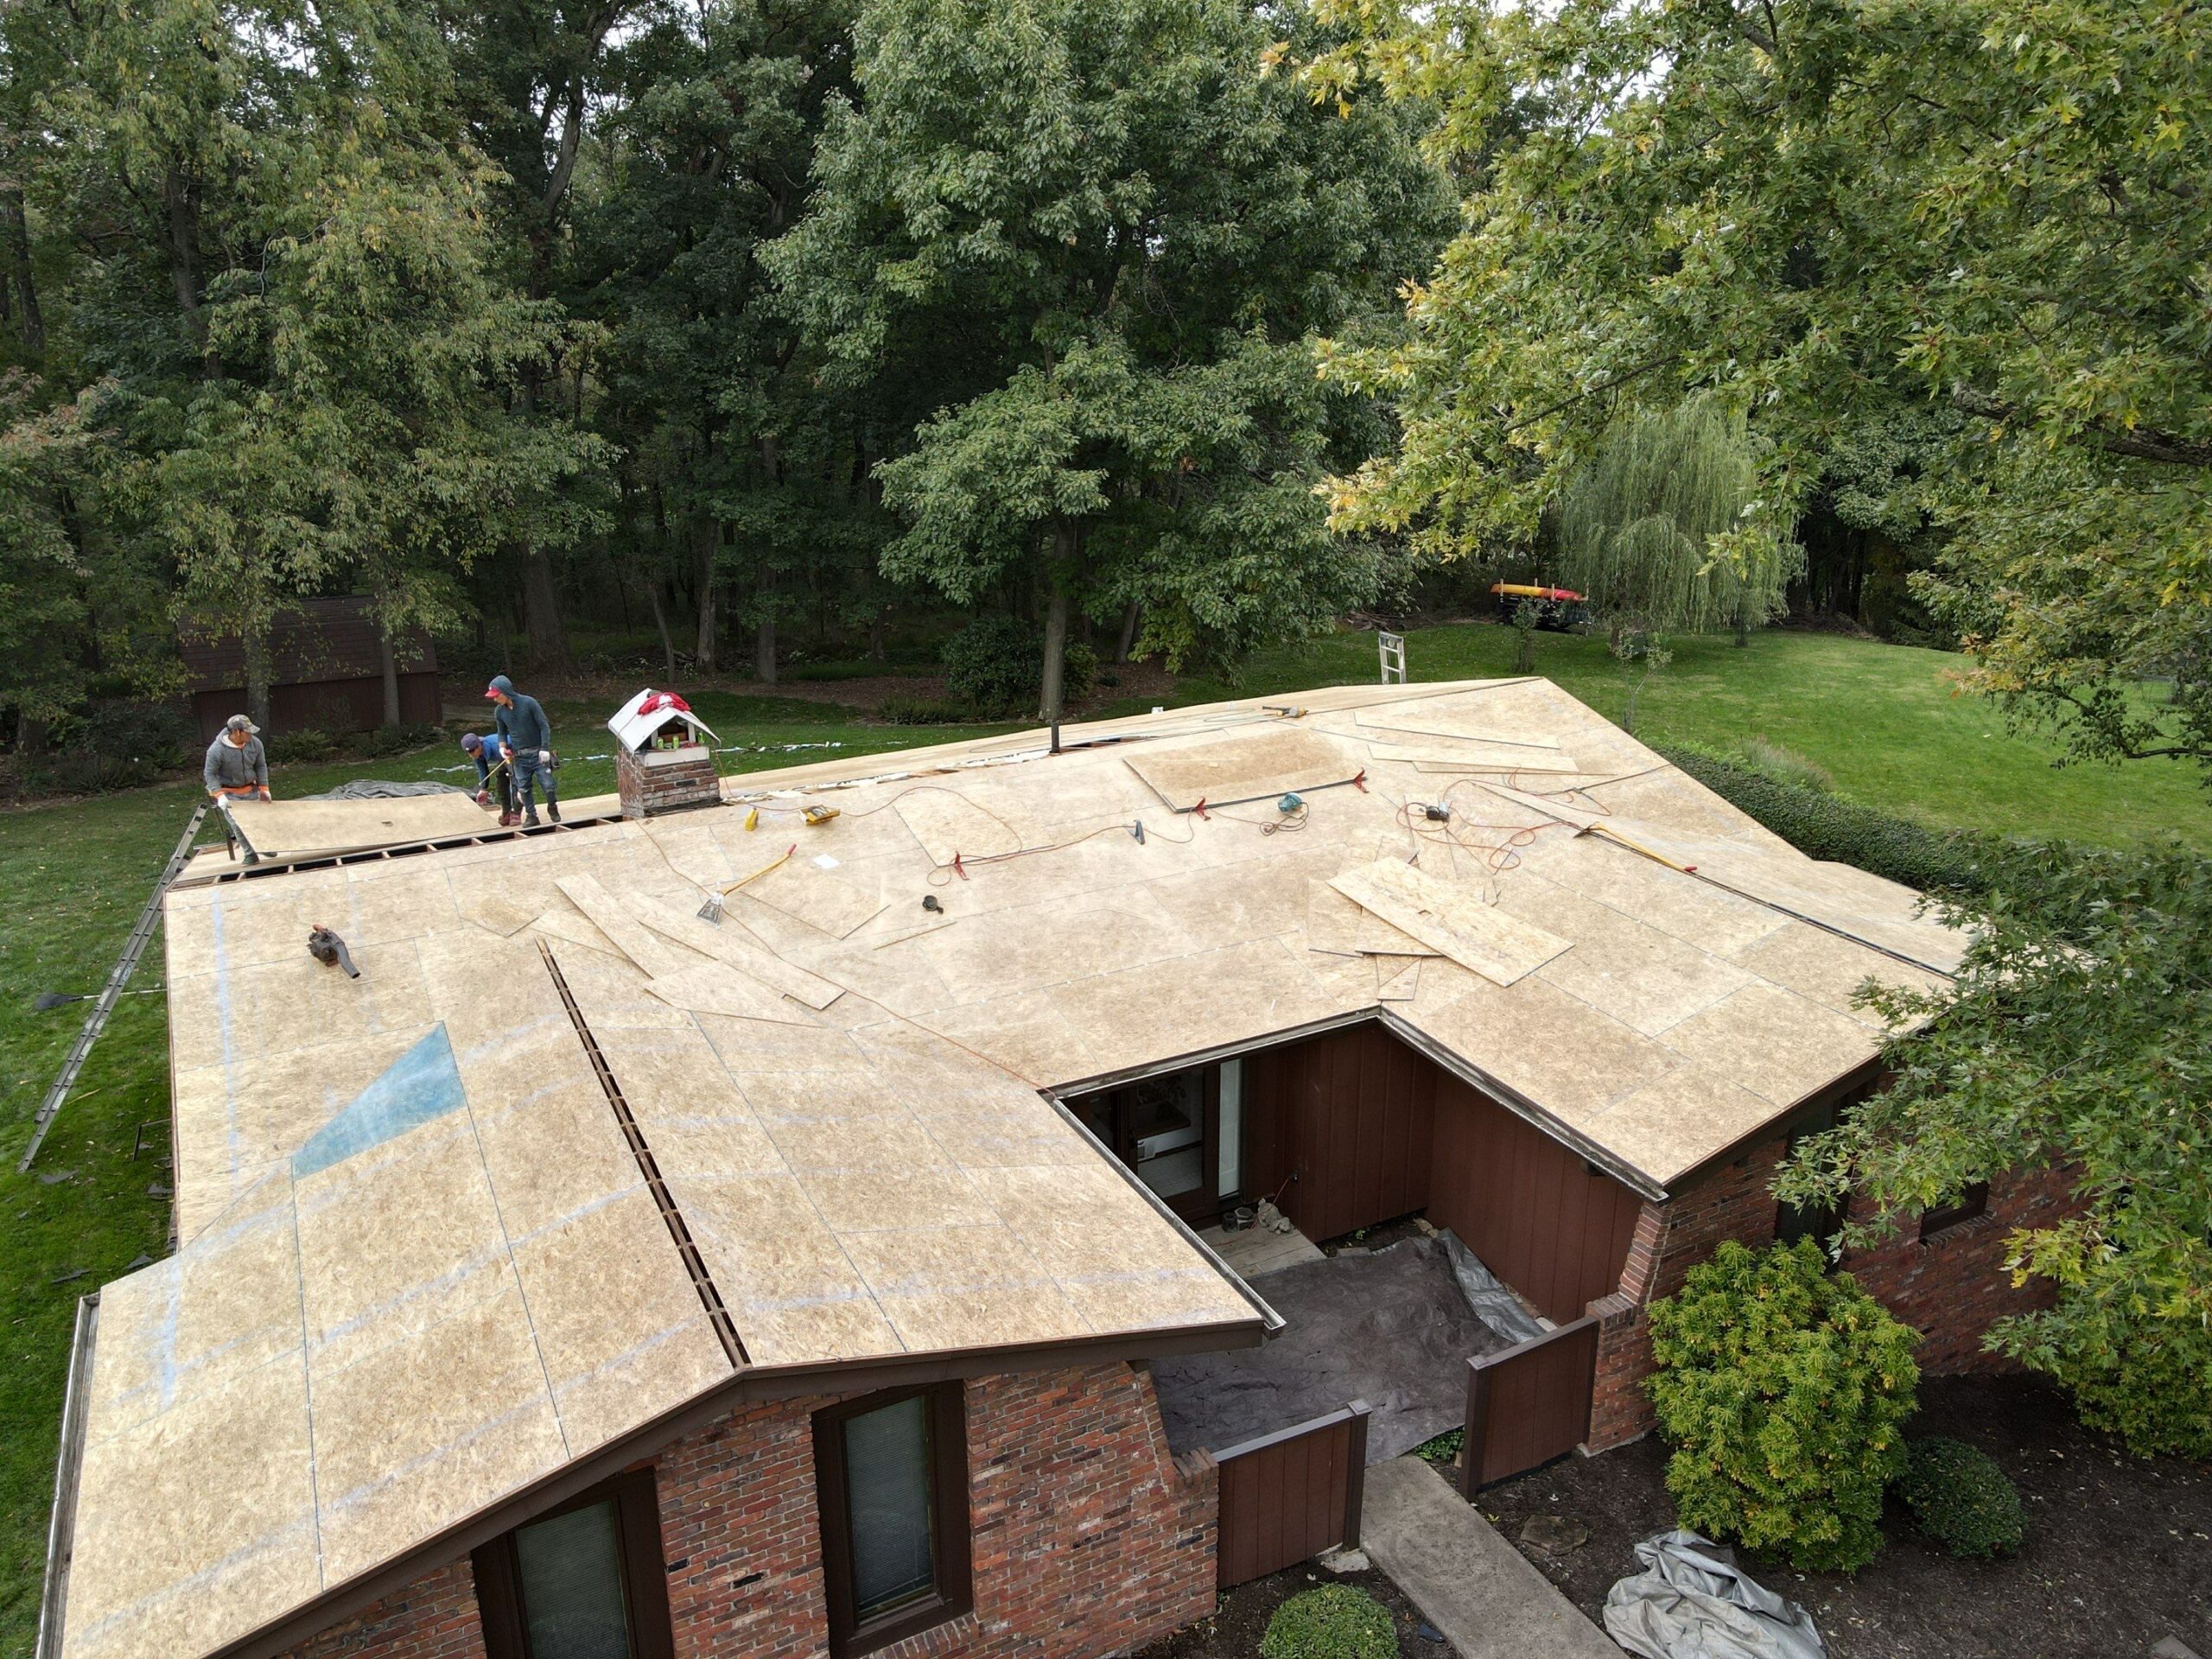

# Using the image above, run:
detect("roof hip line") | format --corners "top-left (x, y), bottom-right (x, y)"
top-left (537, 940), bottom-right (749, 1370)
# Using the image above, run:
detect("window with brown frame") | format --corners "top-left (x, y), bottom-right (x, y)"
top-left (1919, 1180), bottom-right (1991, 1241)
top-left (813, 1382), bottom-right (973, 1659)
top-left (472, 1468), bottom-right (674, 1659)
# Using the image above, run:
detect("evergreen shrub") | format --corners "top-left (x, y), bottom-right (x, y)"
top-left (1647, 1237), bottom-right (1921, 1572)
top-left (1896, 1436), bottom-right (2024, 1558)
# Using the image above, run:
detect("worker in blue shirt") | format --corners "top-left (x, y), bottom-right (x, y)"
top-left (485, 674), bottom-right (560, 826)
top-left (459, 732), bottom-right (512, 822)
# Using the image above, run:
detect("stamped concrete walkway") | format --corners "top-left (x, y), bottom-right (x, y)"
top-left (1361, 1456), bottom-right (1623, 1659)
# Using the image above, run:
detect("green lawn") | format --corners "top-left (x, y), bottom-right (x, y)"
top-left (0, 624), bottom-right (2199, 1649)
top-left (1110, 625), bottom-right (2208, 851)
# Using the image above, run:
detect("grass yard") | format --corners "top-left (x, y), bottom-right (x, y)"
top-left (1118, 624), bottom-right (2209, 851)
top-left (0, 622), bottom-right (2201, 1649)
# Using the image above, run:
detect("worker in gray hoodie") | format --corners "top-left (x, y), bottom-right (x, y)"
top-left (485, 674), bottom-right (560, 826)
top-left (202, 715), bottom-right (272, 802)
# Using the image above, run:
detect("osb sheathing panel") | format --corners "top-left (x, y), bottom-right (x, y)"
top-left (893, 785), bottom-right (1027, 864)
top-left (222, 794), bottom-right (495, 857)
top-left (1361, 741), bottom-right (1583, 773)
top-left (99, 677), bottom-right (1979, 1659)
top-left (1124, 725), bottom-right (1363, 810)
top-left (1330, 857), bottom-right (1572, 987)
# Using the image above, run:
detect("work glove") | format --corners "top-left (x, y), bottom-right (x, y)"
top-left (539, 748), bottom-right (553, 766)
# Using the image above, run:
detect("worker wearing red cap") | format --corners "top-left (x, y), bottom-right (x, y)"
top-left (485, 675), bottom-right (560, 826)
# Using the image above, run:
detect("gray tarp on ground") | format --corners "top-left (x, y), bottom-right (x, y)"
top-left (1149, 1236), bottom-right (1511, 1462)
top-left (1445, 1230), bottom-right (1545, 1345)
top-left (1603, 1531), bottom-right (1826, 1659)
top-left (304, 779), bottom-right (467, 800)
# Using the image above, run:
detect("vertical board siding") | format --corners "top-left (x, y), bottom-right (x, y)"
top-left (1239, 1026), bottom-right (1434, 1243)
top-left (1464, 1319), bottom-right (1601, 1488)
top-left (1238, 1025), bottom-right (1640, 1324)
top-left (1212, 1407), bottom-right (1369, 1588)
top-left (1427, 1071), bottom-right (1643, 1324)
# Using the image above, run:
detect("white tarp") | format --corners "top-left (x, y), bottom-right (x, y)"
top-left (1603, 1531), bottom-right (1826, 1659)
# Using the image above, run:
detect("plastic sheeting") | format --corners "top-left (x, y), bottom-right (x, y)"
top-left (1603, 1532), bottom-right (1826, 1659)
top-left (1444, 1229), bottom-right (1545, 1345)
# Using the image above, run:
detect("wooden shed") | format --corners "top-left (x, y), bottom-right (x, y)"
top-left (177, 596), bottom-right (440, 742)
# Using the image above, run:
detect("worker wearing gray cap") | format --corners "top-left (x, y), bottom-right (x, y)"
top-left (203, 715), bottom-right (272, 802)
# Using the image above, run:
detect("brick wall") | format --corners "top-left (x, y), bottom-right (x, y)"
top-left (1582, 1146), bottom-right (2075, 1451)
top-left (1585, 1145), bottom-right (1785, 1451)
top-left (289, 1560), bottom-right (486, 1659)
top-left (1837, 1166), bottom-right (2074, 1373)
top-left (617, 743), bottom-right (721, 818)
top-left (288, 1363), bottom-right (1215, 1659)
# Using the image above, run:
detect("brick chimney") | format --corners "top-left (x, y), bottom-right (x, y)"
top-left (616, 742), bottom-right (719, 818)
top-left (607, 690), bottom-right (722, 818)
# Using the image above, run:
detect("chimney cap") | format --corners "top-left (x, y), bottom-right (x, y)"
top-left (607, 687), bottom-right (721, 753)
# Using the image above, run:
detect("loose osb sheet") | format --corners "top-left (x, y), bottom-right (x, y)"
top-left (1363, 741), bottom-right (1582, 774)
top-left (893, 787), bottom-right (1025, 866)
top-left (225, 794), bottom-right (494, 857)
top-left (1304, 878), bottom-right (1434, 959)
top-left (554, 874), bottom-right (690, 976)
top-left (1352, 708), bottom-right (1563, 748)
top-left (626, 891), bottom-right (846, 1008)
top-left (1124, 726), bottom-right (1362, 810)
top-left (644, 961), bottom-right (807, 1024)
top-left (741, 855), bottom-right (887, 938)
top-left (1331, 857), bottom-right (1572, 986)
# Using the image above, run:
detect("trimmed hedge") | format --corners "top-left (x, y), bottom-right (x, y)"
top-left (1656, 743), bottom-right (1995, 895)
top-left (1897, 1436), bottom-right (2025, 1558)
top-left (1261, 1586), bottom-right (1397, 1659)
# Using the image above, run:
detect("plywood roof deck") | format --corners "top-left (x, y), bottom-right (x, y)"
top-left (57, 677), bottom-right (1966, 1659)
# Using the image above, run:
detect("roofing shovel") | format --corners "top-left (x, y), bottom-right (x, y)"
top-left (696, 844), bottom-right (796, 924)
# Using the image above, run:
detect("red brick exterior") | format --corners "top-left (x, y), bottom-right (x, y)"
top-left (1583, 1141), bottom-right (2077, 1452)
top-left (617, 741), bottom-right (721, 818)
top-left (1836, 1165), bottom-right (2073, 1373)
top-left (289, 1363), bottom-right (1215, 1659)
top-left (290, 1560), bottom-right (486, 1659)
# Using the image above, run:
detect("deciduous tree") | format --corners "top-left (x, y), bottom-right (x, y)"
top-left (772, 0), bottom-right (1447, 715)
top-left (1301, 0), bottom-right (2212, 775)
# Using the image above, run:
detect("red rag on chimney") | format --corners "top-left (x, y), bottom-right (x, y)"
top-left (639, 690), bottom-right (692, 715)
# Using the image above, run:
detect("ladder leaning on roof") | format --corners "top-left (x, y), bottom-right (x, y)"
top-left (18, 804), bottom-right (207, 1173)
top-left (1377, 630), bottom-right (1408, 684)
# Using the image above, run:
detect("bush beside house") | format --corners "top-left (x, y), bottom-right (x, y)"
top-left (1646, 1237), bottom-right (1921, 1572)
top-left (1897, 1436), bottom-right (2025, 1558)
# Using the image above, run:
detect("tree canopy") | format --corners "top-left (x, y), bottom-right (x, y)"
top-left (768, 0), bottom-right (1449, 714)
top-left (1778, 841), bottom-right (2212, 1460)
top-left (1300, 0), bottom-right (2212, 778)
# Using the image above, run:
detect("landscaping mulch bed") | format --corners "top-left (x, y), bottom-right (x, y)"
top-left (1478, 1374), bottom-right (2211, 1659)
top-left (1135, 1564), bottom-right (1452, 1659)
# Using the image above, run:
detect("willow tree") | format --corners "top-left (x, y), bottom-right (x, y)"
top-left (1551, 401), bottom-right (1795, 727)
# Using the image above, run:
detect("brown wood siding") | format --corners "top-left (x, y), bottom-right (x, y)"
top-left (179, 596), bottom-right (437, 691)
top-left (189, 672), bottom-right (442, 742)
top-left (1427, 1071), bottom-right (1644, 1324)
top-left (1463, 1318), bottom-right (1600, 1488)
top-left (1212, 1404), bottom-right (1369, 1588)
top-left (1241, 1025), bottom-right (1433, 1243)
